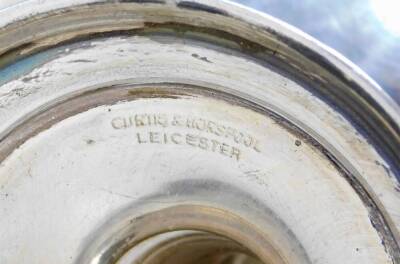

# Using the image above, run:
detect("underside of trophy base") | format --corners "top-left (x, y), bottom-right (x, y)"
top-left (0, 1), bottom-right (399, 264)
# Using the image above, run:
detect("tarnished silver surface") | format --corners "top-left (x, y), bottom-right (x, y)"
top-left (0, 1), bottom-right (399, 263)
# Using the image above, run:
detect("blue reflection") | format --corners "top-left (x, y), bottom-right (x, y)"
top-left (233, 0), bottom-right (400, 103)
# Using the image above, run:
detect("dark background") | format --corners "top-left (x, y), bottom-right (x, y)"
top-left (233, 0), bottom-right (400, 104)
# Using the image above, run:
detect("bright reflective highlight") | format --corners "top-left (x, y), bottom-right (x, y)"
top-left (370, 0), bottom-right (400, 36)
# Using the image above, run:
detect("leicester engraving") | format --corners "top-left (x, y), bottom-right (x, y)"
top-left (111, 113), bottom-right (262, 161)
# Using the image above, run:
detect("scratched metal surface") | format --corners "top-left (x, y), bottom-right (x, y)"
top-left (0, 1), bottom-right (399, 263)
top-left (234, 0), bottom-right (400, 104)
top-left (2, 0), bottom-right (399, 104)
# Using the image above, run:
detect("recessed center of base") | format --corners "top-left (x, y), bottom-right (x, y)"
top-left (117, 230), bottom-right (263, 264)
